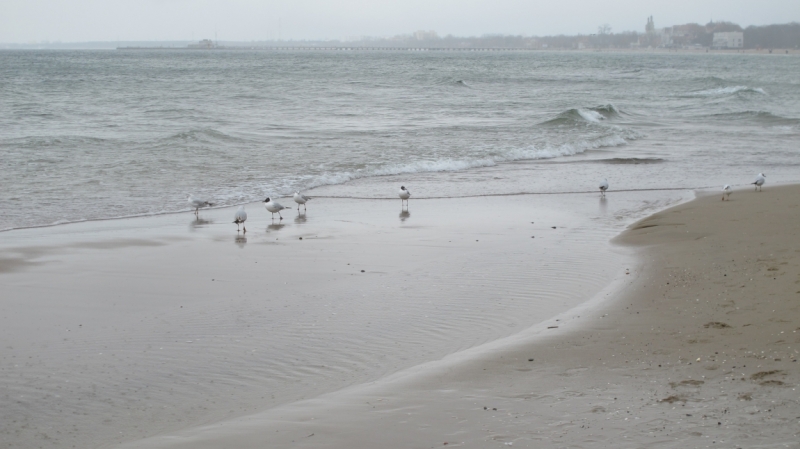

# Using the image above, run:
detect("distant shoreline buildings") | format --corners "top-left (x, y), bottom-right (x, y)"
top-left (187, 39), bottom-right (219, 49)
top-left (119, 20), bottom-right (797, 52)
top-left (712, 32), bottom-right (744, 49)
top-left (4, 20), bottom-right (798, 51)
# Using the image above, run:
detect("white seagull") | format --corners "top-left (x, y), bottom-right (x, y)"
top-left (399, 186), bottom-right (411, 206)
top-left (188, 195), bottom-right (213, 215)
top-left (233, 206), bottom-right (247, 233)
top-left (722, 185), bottom-right (732, 201)
top-left (752, 173), bottom-right (766, 191)
top-left (599, 178), bottom-right (609, 196)
top-left (264, 197), bottom-right (286, 220)
top-left (293, 191), bottom-right (311, 211)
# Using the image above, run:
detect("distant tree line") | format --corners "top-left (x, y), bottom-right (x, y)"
top-left (744, 22), bottom-right (800, 49)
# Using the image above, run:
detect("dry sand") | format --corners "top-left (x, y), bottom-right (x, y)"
top-left (119, 185), bottom-right (800, 448)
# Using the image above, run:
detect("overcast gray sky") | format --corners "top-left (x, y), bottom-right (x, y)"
top-left (1, 0), bottom-right (797, 42)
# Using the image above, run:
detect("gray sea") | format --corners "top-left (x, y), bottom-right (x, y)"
top-left (1, 50), bottom-right (799, 231)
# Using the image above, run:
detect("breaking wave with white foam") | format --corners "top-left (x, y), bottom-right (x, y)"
top-left (302, 134), bottom-right (631, 189)
top-left (687, 86), bottom-right (767, 97)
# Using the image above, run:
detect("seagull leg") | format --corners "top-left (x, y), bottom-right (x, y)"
top-left (243, 225), bottom-right (246, 233)
top-left (279, 212), bottom-right (283, 220)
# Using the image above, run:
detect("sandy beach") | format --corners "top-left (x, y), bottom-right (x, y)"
top-left (112, 185), bottom-right (800, 449)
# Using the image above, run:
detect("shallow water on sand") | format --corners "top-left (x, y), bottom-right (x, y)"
top-left (0, 183), bottom-right (686, 448)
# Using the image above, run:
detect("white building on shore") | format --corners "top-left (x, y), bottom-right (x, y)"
top-left (712, 32), bottom-right (743, 48)
top-left (188, 39), bottom-right (216, 49)
top-left (413, 30), bottom-right (438, 41)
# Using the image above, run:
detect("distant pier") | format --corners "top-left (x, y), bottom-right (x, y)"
top-left (116, 46), bottom-right (536, 52)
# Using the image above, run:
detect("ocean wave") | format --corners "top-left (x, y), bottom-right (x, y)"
top-left (432, 77), bottom-right (472, 88)
top-left (541, 104), bottom-right (622, 126)
top-left (298, 134), bottom-right (632, 192)
top-left (159, 128), bottom-right (249, 144)
top-left (1, 135), bottom-right (113, 149)
top-left (694, 76), bottom-right (728, 84)
top-left (701, 110), bottom-right (800, 125)
top-left (592, 157), bottom-right (666, 165)
top-left (686, 86), bottom-right (767, 97)
top-left (0, 133), bottom-right (635, 232)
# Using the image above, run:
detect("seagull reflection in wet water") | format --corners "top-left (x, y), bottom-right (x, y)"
top-left (234, 234), bottom-right (247, 248)
top-left (294, 212), bottom-right (307, 224)
top-left (189, 217), bottom-right (213, 230)
top-left (399, 210), bottom-right (410, 222)
top-left (267, 223), bottom-right (286, 232)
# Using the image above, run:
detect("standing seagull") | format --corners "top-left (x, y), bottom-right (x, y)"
top-left (399, 186), bottom-right (411, 206)
top-left (233, 206), bottom-right (247, 233)
top-left (293, 191), bottom-right (311, 211)
top-left (188, 195), bottom-right (213, 215)
top-left (599, 178), bottom-right (609, 197)
top-left (264, 197), bottom-right (286, 220)
top-left (722, 185), bottom-right (732, 201)
top-left (752, 173), bottom-right (766, 191)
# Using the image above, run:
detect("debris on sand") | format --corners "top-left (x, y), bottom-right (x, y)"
top-left (659, 395), bottom-right (687, 404)
top-left (750, 370), bottom-right (783, 380)
top-left (669, 380), bottom-right (704, 388)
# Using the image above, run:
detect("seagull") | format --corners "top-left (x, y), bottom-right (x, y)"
top-left (188, 195), bottom-right (213, 215)
top-left (399, 186), bottom-right (411, 206)
top-left (752, 173), bottom-right (766, 191)
top-left (233, 206), bottom-right (247, 233)
top-left (293, 191), bottom-right (311, 211)
top-left (264, 197), bottom-right (286, 220)
top-left (599, 178), bottom-right (609, 196)
top-left (722, 185), bottom-right (732, 201)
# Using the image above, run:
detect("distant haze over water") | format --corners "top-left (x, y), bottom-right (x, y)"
top-left (1, 50), bottom-right (799, 231)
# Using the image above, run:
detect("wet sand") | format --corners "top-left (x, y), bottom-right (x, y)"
top-left (116, 185), bottom-right (800, 448)
top-left (4, 191), bottom-right (685, 448)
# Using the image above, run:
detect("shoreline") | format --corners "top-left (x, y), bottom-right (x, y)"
top-left (115, 184), bottom-right (800, 448)
top-left (0, 187), bottom-right (692, 234)
top-left (4, 46), bottom-right (799, 55)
